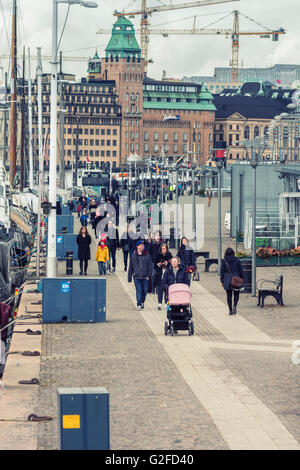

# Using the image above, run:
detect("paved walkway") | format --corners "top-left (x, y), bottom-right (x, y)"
top-left (117, 269), bottom-right (300, 450)
top-left (1, 208), bottom-right (299, 450)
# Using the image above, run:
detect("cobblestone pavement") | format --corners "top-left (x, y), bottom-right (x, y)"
top-left (34, 197), bottom-right (300, 449)
top-left (36, 230), bottom-right (228, 450)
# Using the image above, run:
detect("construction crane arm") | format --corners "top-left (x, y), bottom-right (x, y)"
top-left (114, 0), bottom-right (240, 17)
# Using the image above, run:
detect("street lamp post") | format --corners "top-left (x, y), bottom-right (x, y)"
top-left (216, 158), bottom-right (223, 275)
top-left (47, 0), bottom-right (98, 278)
top-left (250, 151), bottom-right (258, 297)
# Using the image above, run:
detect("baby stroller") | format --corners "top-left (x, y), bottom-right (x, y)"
top-left (164, 283), bottom-right (194, 336)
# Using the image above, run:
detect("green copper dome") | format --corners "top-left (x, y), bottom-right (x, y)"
top-left (105, 16), bottom-right (141, 59)
top-left (88, 51), bottom-right (101, 73)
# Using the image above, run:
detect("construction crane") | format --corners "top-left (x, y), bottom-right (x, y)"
top-left (108, 0), bottom-right (240, 70)
top-left (148, 10), bottom-right (286, 81)
top-left (98, 10), bottom-right (285, 81)
top-left (0, 54), bottom-right (88, 63)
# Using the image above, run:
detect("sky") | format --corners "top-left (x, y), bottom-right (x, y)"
top-left (0, 0), bottom-right (299, 82)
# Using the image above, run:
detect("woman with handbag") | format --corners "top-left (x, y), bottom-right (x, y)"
top-left (220, 247), bottom-right (244, 315)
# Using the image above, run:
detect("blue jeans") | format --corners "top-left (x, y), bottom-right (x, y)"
top-left (98, 262), bottom-right (106, 275)
top-left (134, 279), bottom-right (149, 307)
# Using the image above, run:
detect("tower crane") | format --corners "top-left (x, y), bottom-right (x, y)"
top-left (108, 0), bottom-right (240, 70)
top-left (97, 10), bottom-right (285, 82)
top-left (148, 10), bottom-right (286, 81)
top-left (0, 53), bottom-right (88, 63)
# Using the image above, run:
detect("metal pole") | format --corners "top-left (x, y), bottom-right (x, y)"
top-left (36, 47), bottom-right (43, 279)
top-left (27, 48), bottom-right (34, 189)
top-left (192, 168), bottom-right (196, 251)
top-left (47, 0), bottom-right (58, 277)
top-left (73, 116), bottom-right (79, 187)
top-left (175, 167), bottom-right (179, 250)
top-left (218, 166), bottom-right (222, 276)
top-left (252, 164), bottom-right (257, 297)
top-left (58, 51), bottom-right (65, 189)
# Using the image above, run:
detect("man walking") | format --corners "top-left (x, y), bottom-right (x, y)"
top-left (128, 240), bottom-right (152, 311)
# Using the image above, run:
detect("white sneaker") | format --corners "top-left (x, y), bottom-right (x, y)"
top-left (137, 305), bottom-right (142, 311)
top-left (157, 304), bottom-right (162, 310)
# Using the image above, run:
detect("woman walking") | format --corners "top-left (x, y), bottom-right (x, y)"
top-left (176, 237), bottom-right (196, 270)
top-left (154, 243), bottom-right (172, 310)
top-left (76, 226), bottom-right (92, 275)
top-left (220, 247), bottom-right (244, 315)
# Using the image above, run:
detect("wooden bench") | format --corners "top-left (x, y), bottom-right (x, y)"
top-left (195, 251), bottom-right (210, 260)
top-left (257, 275), bottom-right (283, 308)
top-left (205, 258), bottom-right (218, 272)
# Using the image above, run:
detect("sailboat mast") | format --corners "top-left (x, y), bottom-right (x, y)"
top-left (20, 45), bottom-right (25, 192)
top-left (9, 0), bottom-right (17, 185)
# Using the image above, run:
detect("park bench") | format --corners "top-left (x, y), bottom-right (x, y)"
top-left (257, 275), bottom-right (283, 308)
top-left (205, 258), bottom-right (218, 272)
top-left (195, 251), bottom-right (210, 260)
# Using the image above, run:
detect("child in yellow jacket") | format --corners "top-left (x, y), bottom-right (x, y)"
top-left (95, 239), bottom-right (109, 275)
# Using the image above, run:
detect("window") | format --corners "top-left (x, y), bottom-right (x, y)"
top-left (144, 143), bottom-right (149, 152)
top-left (154, 144), bottom-right (159, 153)
top-left (183, 133), bottom-right (188, 142)
top-left (164, 133), bottom-right (168, 141)
top-left (244, 125), bottom-right (250, 140)
top-left (174, 132), bottom-right (178, 142)
top-left (154, 132), bottom-right (158, 141)
top-left (254, 126), bottom-right (260, 138)
top-left (173, 144), bottom-right (178, 153)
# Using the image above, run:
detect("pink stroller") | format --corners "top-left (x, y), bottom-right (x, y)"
top-left (164, 283), bottom-right (194, 336)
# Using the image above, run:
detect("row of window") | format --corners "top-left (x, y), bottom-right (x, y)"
top-left (124, 143), bottom-right (206, 154)
top-left (143, 132), bottom-right (207, 142)
top-left (143, 84), bottom-right (197, 93)
top-left (32, 127), bottom-right (118, 136)
top-left (64, 139), bottom-right (118, 147)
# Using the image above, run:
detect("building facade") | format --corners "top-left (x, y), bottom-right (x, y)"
top-left (213, 80), bottom-right (297, 164)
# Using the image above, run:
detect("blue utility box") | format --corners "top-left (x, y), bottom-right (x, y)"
top-left (61, 205), bottom-right (71, 215)
top-left (56, 234), bottom-right (78, 260)
top-left (42, 278), bottom-right (106, 323)
top-left (56, 215), bottom-right (74, 234)
top-left (58, 387), bottom-right (110, 450)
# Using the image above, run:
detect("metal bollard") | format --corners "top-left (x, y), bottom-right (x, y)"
top-left (66, 251), bottom-right (74, 276)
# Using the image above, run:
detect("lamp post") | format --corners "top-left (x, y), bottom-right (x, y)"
top-left (242, 135), bottom-right (268, 296)
top-left (47, 0), bottom-right (98, 278)
top-left (216, 158), bottom-right (223, 275)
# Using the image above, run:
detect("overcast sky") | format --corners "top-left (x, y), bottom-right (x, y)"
top-left (0, 0), bottom-right (298, 81)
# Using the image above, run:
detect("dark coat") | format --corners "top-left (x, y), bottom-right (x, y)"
top-left (162, 264), bottom-right (190, 288)
top-left (149, 240), bottom-right (163, 263)
top-left (76, 234), bottom-right (91, 261)
top-left (154, 251), bottom-right (172, 277)
top-left (128, 249), bottom-right (152, 282)
top-left (176, 245), bottom-right (196, 268)
top-left (120, 231), bottom-right (135, 253)
top-left (105, 226), bottom-right (119, 249)
top-left (220, 255), bottom-right (244, 290)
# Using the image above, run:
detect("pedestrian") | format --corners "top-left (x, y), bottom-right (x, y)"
top-left (76, 226), bottom-right (92, 275)
top-left (105, 220), bottom-right (119, 273)
top-left (154, 243), bottom-right (172, 310)
top-left (95, 237), bottom-right (109, 276)
top-left (120, 224), bottom-right (135, 271)
top-left (76, 203), bottom-right (81, 218)
top-left (162, 256), bottom-right (190, 301)
top-left (149, 230), bottom-right (164, 293)
top-left (206, 187), bottom-right (213, 207)
top-left (67, 199), bottom-right (74, 215)
top-left (80, 209), bottom-right (89, 227)
top-left (128, 240), bottom-right (152, 311)
top-left (220, 247), bottom-right (244, 315)
top-left (176, 237), bottom-right (196, 276)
